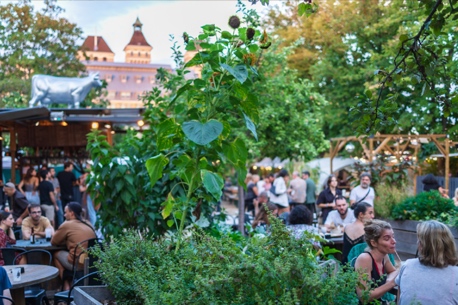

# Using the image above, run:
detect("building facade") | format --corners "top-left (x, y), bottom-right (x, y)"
top-left (79, 18), bottom-right (172, 108)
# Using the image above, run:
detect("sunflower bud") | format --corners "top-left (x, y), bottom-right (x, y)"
top-left (228, 15), bottom-right (241, 29)
top-left (183, 32), bottom-right (189, 44)
top-left (246, 28), bottom-right (255, 40)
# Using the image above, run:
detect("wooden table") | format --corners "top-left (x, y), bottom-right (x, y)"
top-left (13, 239), bottom-right (66, 251)
top-left (4, 264), bottom-right (58, 305)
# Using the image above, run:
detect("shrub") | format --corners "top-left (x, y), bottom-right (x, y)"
top-left (375, 183), bottom-right (409, 219)
top-left (391, 190), bottom-right (458, 222)
top-left (94, 220), bottom-right (360, 305)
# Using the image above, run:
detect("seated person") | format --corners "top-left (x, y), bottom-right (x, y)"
top-left (0, 266), bottom-right (12, 305)
top-left (287, 205), bottom-right (319, 239)
top-left (21, 204), bottom-right (54, 240)
top-left (355, 220), bottom-right (398, 304)
top-left (51, 202), bottom-right (96, 290)
top-left (252, 192), bottom-right (278, 229)
top-left (324, 196), bottom-right (356, 232)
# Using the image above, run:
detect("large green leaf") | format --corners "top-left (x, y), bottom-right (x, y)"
top-left (201, 169), bottom-right (224, 200)
top-left (162, 193), bottom-right (174, 219)
top-left (220, 63), bottom-right (248, 84)
top-left (222, 138), bottom-right (247, 166)
top-left (182, 119), bottom-right (223, 145)
top-left (157, 118), bottom-right (180, 151)
top-left (243, 112), bottom-right (258, 141)
top-left (145, 154), bottom-right (169, 186)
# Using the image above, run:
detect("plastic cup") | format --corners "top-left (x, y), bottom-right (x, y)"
top-left (45, 228), bottom-right (52, 241)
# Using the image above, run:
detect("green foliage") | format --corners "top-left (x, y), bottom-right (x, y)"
top-left (94, 221), bottom-right (360, 305)
top-left (375, 183), bottom-right (409, 219)
top-left (391, 190), bottom-right (458, 222)
top-left (0, 0), bottom-right (92, 107)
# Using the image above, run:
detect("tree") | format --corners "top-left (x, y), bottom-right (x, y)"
top-left (0, 0), bottom-right (102, 108)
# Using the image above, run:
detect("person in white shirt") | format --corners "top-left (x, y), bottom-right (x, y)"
top-left (350, 172), bottom-right (375, 207)
top-left (325, 195), bottom-right (355, 230)
top-left (269, 169), bottom-right (289, 214)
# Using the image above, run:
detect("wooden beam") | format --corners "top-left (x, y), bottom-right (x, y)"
top-left (373, 136), bottom-right (392, 155)
top-left (10, 127), bottom-right (16, 184)
top-left (445, 139), bottom-right (450, 194)
top-left (430, 137), bottom-right (446, 156)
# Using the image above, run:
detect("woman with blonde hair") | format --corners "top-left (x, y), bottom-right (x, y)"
top-left (18, 167), bottom-right (40, 204)
top-left (395, 220), bottom-right (458, 305)
top-left (355, 219), bottom-right (398, 304)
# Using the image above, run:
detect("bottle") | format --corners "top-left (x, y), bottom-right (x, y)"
top-left (4, 198), bottom-right (9, 212)
top-left (30, 228), bottom-right (35, 244)
top-left (312, 213), bottom-right (318, 228)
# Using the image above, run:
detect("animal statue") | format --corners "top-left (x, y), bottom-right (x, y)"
top-left (29, 73), bottom-right (102, 108)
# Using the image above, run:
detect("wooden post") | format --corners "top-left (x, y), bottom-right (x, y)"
top-left (10, 127), bottom-right (16, 184)
top-left (106, 128), bottom-right (113, 146)
top-left (330, 141), bottom-right (334, 174)
top-left (369, 138), bottom-right (374, 163)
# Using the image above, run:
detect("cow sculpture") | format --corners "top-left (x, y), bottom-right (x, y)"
top-left (29, 73), bottom-right (103, 108)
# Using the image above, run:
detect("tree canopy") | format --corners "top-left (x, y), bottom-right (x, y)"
top-left (0, 0), bottom-right (107, 108)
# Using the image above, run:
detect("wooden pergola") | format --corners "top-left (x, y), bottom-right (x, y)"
top-left (329, 134), bottom-right (453, 193)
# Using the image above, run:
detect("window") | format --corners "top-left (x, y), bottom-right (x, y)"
top-left (135, 76), bottom-right (142, 84)
top-left (149, 76), bottom-right (156, 84)
top-left (104, 74), bottom-right (112, 83)
top-left (121, 75), bottom-right (128, 83)
top-left (103, 57), bottom-right (107, 62)
top-left (93, 57), bottom-right (98, 61)
top-left (138, 52), bottom-right (141, 56)
top-left (121, 92), bottom-right (132, 99)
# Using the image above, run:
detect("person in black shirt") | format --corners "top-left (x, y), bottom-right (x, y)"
top-left (3, 182), bottom-right (29, 226)
top-left (38, 170), bottom-right (58, 227)
top-left (57, 162), bottom-right (77, 210)
top-left (316, 175), bottom-right (342, 224)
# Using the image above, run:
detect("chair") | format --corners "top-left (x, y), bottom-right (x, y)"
top-left (0, 248), bottom-right (26, 265)
top-left (53, 271), bottom-right (100, 305)
top-left (0, 295), bottom-right (15, 305)
top-left (62, 238), bottom-right (102, 288)
top-left (13, 250), bottom-right (52, 305)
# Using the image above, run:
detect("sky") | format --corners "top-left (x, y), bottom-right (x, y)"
top-left (32, 1), bottom-right (269, 67)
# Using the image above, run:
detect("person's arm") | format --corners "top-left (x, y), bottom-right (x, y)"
top-left (21, 220), bottom-right (32, 240)
top-left (349, 189), bottom-right (356, 206)
top-left (324, 212), bottom-right (335, 229)
top-left (317, 191), bottom-right (334, 209)
top-left (17, 180), bottom-right (26, 195)
top-left (51, 224), bottom-right (67, 246)
top-left (355, 254), bottom-right (398, 302)
top-left (50, 191), bottom-right (59, 212)
top-left (2, 289), bottom-right (12, 305)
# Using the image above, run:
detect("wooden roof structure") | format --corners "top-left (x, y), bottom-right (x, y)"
top-left (329, 134), bottom-right (453, 193)
top-left (0, 107), bottom-right (145, 183)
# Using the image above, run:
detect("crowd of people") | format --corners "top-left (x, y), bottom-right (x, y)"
top-left (0, 161), bottom-right (100, 294)
top-left (243, 169), bottom-right (458, 305)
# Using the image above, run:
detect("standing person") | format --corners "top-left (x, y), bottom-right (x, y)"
top-left (355, 220), bottom-right (398, 304)
top-left (302, 171), bottom-right (316, 214)
top-left (21, 204), bottom-right (54, 240)
top-left (18, 168), bottom-right (40, 205)
top-left (341, 202), bottom-right (374, 264)
top-left (422, 173), bottom-right (449, 198)
top-left (350, 172), bottom-right (375, 208)
top-left (287, 171), bottom-right (306, 208)
top-left (51, 202), bottom-right (96, 290)
top-left (316, 175), bottom-right (342, 224)
top-left (324, 195), bottom-right (355, 230)
top-left (395, 220), bottom-right (458, 305)
top-left (244, 174), bottom-right (259, 217)
top-left (3, 183), bottom-right (29, 226)
top-left (57, 162), bottom-right (77, 210)
top-left (38, 170), bottom-right (59, 227)
top-left (269, 169), bottom-right (290, 214)
top-left (50, 167), bottom-right (64, 227)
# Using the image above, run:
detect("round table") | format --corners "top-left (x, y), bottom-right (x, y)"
top-left (4, 264), bottom-right (59, 305)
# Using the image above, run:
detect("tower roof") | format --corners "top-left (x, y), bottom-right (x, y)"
top-left (81, 36), bottom-right (114, 53)
top-left (125, 17), bottom-right (151, 47)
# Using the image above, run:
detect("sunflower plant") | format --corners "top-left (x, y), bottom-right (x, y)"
top-left (144, 15), bottom-right (270, 249)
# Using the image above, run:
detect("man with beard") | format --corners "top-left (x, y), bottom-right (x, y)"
top-left (349, 172), bottom-right (375, 207)
top-left (21, 203), bottom-right (54, 240)
top-left (324, 196), bottom-right (355, 231)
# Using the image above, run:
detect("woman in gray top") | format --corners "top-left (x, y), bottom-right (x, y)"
top-left (395, 220), bottom-right (458, 305)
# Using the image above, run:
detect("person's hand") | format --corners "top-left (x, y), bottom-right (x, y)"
top-left (16, 217), bottom-right (23, 226)
top-left (4, 207), bottom-right (10, 213)
top-left (55, 205), bottom-right (59, 212)
top-left (386, 269), bottom-right (400, 288)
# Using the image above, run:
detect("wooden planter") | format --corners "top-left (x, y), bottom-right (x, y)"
top-left (388, 220), bottom-right (458, 260)
top-left (72, 286), bottom-right (116, 305)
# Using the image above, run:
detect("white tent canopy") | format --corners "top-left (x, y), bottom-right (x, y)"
top-left (305, 157), bottom-right (358, 190)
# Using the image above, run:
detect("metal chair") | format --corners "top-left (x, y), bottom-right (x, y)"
top-left (0, 248), bottom-right (26, 265)
top-left (53, 271), bottom-right (100, 305)
top-left (0, 295), bottom-right (15, 305)
top-left (62, 238), bottom-right (102, 288)
top-left (13, 250), bottom-right (52, 305)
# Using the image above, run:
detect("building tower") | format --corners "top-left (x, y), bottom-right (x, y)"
top-left (124, 17), bottom-right (152, 64)
top-left (79, 35), bottom-right (115, 62)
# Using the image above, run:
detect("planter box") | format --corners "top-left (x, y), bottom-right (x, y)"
top-left (72, 286), bottom-right (116, 305)
top-left (388, 220), bottom-right (458, 260)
